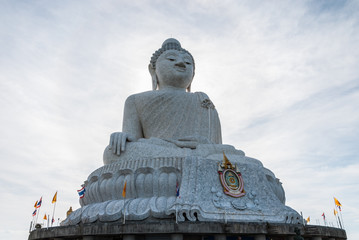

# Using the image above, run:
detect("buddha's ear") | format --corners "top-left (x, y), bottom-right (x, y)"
top-left (148, 64), bottom-right (158, 91)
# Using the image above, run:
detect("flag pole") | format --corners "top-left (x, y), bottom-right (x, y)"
top-left (122, 181), bottom-right (127, 225)
top-left (123, 199), bottom-right (126, 224)
top-left (333, 199), bottom-right (340, 229)
top-left (51, 201), bottom-right (57, 227)
top-left (35, 198), bottom-right (42, 227)
top-left (51, 191), bottom-right (58, 227)
top-left (334, 197), bottom-right (345, 229)
top-left (339, 208), bottom-right (345, 229)
top-left (338, 214), bottom-right (343, 229)
top-left (334, 210), bottom-right (339, 228)
top-left (175, 204), bottom-right (178, 224)
top-left (31, 214), bottom-right (35, 230)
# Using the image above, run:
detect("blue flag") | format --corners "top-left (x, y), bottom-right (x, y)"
top-left (36, 197), bottom-right (42, 208)
top-left (77, 186), bottom-right (86, 199)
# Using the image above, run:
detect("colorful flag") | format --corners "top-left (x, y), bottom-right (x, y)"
top-left (36, 197), bottom-right (42, 208)
top-left (322, 213), bottom-right (326, 220)
top-left (122, 181), bottom-right (127, 198)
top-left (43, 214), bottom-right (47, 220)
top-left (52, 191), bottom-right (57, 203)
top-left (176, 182), bottom-right (180, 197)
top-left (52, 217), bottom-right (55, 224)
top-left (34, 200), bottom-right (38, 208)
top-left (77, 186), bottom-right (86, 199)
top-left (334, 209), bottom-right (338, 216)
top-left (306, 217), bottom-right (310, 223)
top-left (32, 209), bottom-right (37, 216)
top-left (334, 197), bottom-right (342, 207)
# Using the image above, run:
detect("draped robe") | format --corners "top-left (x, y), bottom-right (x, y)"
top-left (122, 90), bottom-right (222, 144)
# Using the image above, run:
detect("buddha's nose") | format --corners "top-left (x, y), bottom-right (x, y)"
top-left (175, 62), bottom-right (186, 68)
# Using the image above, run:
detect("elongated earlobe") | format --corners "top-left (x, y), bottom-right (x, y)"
top-left (187, 84), bottom-right (191, 92)
top-left (148, 64), bottom-right (158, 90)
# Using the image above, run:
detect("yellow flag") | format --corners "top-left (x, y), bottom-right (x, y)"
top-left (52, 191), bottom-right (57, 203)
top-left (334, 197), bottom-right (342, 207)
top-left (306, 217), bottom-right (310, 223)
top-left (34, 201), bottom-right (38, 208)
top-left (43, 214), bottom-right (47, 220)
top-left (334, 209), bottom-right (338, 215)
top-left (122, 181), bottom-right (127, 198)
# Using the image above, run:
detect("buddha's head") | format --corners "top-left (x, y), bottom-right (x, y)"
top-left (149, 38), bottom-right (195, 92)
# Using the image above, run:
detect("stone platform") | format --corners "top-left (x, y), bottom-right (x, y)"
top-left (28, 220), bottom-right (347, 240)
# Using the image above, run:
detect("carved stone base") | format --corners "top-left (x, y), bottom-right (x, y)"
top-left (62, 143), bottom-right (301, 226)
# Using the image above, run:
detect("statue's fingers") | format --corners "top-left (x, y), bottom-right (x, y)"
top-left (116, 134), bottom-right (122, 155)
top-left (121, 134), bottom-right (127, 152)
top-left (109, 133), bottom-right (114, 149)
top-left (113, 133), bottom-right (119, 154)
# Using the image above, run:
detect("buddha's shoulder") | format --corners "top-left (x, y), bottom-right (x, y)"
top-left (124, 91), bottom-right (152, 102)
top-left (127, 90), bottom-right (200, 98)
top-left (125, 91), bottom-right (211, 104)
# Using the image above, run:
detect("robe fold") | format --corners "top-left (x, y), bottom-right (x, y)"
top-left (124, 90), bottom-right (222, 144)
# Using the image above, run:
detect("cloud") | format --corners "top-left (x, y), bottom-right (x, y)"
top-left (0, 0), bottom-right (358, 239)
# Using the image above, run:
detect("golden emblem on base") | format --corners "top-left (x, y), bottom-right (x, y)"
top-left (218, 152), bottom-right (245, 198)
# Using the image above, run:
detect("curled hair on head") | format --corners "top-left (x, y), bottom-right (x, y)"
top-left (150, 38), bottom-right (195, 74)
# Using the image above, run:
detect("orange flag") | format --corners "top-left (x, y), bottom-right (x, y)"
top-left (122, 181), bottom-right (127, 198)
top-left (34, 201), bottom-right (38, 208)
top-left (334, 209), bottom-right (338, 216)
top-left (306, 217), bottom-right (310, 223)
top-left (334, 197), bottom-right (342, 207)
top-left (43, 214), bottom-right (47, 220)
top-left (52, 191), bottom-right (57, 203)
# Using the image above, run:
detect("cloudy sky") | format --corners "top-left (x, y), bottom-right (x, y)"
top-left (1, 0), bottom-right (358, 239)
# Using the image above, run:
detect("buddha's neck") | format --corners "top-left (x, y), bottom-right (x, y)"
top-left (158, 85), bottom-right (187, 92)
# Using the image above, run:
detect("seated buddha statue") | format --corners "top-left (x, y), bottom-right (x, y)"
top-left (104, 38), bottom-right (222, 164)
top-left (63, 38), bottom-right (300, 226)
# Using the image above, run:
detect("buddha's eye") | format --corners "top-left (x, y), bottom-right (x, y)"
top-left (185, 61), bottom-right (191, 65)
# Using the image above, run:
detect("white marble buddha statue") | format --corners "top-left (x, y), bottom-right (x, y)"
top-left (63, 39), bottom-right (301, 226)
top-left (105, 38), bottom-right (222, 163)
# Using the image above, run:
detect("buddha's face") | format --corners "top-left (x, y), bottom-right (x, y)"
top-left (155, 50), bottom-right (194, 90)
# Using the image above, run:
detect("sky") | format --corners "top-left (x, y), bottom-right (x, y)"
top-left (0, 0), bottom-right (358, 239)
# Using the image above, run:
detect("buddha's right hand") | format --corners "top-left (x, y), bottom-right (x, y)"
top-left (109, 132), bottom-right (136, 156)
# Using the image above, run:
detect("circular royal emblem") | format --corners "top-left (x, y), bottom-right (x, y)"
top-left (218, 153), bottom-right (245, 198)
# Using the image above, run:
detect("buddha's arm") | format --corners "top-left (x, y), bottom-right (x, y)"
top-left (109, 95), bottom-right (143, 156)
top-left (122, 95), bottom-right (143, 139)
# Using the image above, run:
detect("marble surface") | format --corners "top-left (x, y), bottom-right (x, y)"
top-left (62, 142), bottom-right (301, 225)
top-left (62, 38), bottom-right (302, 226)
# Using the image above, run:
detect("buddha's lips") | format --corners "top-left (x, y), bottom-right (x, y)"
top-left (174, 66), bottom-right (186, 72)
